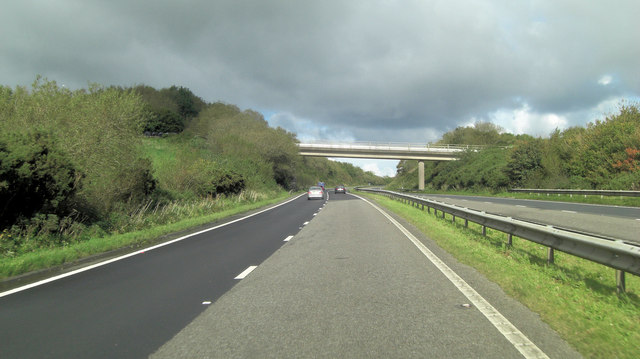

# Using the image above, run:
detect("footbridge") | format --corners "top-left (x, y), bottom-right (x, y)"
top-left (297, 141), bottom-right (480, 189)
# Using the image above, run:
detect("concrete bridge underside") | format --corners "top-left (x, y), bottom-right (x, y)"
top-left (297, 142), bottom-right (467, 190)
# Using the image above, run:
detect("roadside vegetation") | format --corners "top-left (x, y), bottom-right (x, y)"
top-left (0, 78), bottom-right (385, 279)
top-left (390, 104), bottom-right (640, 194)
top-left (360, 192), bottom-right (639, 359)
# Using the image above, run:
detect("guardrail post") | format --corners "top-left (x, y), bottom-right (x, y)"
top-left (441, 211), bottom-right (445, 219)
top-left (616, 270), bottom-right (626, 294)
top-left (482, 226), bottom-right (487, 236)
top-left (452, 214), bottom-right (456, 224)
top-left (507, 233), bottom-right (513, 246)
top-left (464, 219), bottom-right (468, 227)
top-left (548, 247), bottom-right (555, 264)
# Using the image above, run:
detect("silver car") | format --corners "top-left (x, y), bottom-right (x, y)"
top-left (307, 186), bottom-right (324, 200)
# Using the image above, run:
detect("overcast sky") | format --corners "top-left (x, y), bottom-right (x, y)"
top-left (2, 1), bottom-right (639, 176)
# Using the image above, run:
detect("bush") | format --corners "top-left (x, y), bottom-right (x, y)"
top-left (506, 139), bottom-right (543, 186)
top-left (0, 131), bottom-right (77, 229)
top-left (0, 79), bottom-right (153, 215)
top-left (144, 109), bottom-right (184, 133)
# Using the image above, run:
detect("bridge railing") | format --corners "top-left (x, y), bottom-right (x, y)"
top-left (297, 141), bottom-right (488, 152)
top-left (356, 187), bottom-right (640, 293)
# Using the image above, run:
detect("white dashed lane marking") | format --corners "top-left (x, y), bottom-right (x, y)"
top-left (234, 266), bottom-right (257, 280)
top-left (284, 235), bottom-right (293, 242)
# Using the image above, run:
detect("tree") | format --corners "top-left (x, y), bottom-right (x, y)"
top-left (144, 109), bottom-right (184, 133)
top-left (505, 139), bottom-right (543, 186)
top-left (569, 104), bottom-right (640, 187)
top-left (440, 122), bottom-right (506, 145)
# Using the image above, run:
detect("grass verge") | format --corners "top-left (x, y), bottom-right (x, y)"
top-left (359, 192), bottom-right (639, 359)
top-left (0, 191), bottom-right (292, 280)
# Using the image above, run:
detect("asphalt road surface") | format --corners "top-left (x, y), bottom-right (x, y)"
top-left (414, 193), bottom-right (640, 244)
top-left (0, 190), bottom-right (582, 358)
top-left (151, 192), bottom-right (581, 358)
top-left (0, 193), bottom-right (324, 359)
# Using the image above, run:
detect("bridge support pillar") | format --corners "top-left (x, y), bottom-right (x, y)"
top-left (418, 161), bottom-right (424, 191)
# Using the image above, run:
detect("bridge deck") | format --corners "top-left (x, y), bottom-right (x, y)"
top-left (297, 142), bottom-right (476, 161)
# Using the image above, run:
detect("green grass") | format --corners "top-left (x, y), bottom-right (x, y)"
top-left (359, 191), bottom-right (640, 359)
top-left (0, 191), bottom-right (291, 280)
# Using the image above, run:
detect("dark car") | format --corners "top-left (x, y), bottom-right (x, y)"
top-left (334, 185), bottom-right (346, 194)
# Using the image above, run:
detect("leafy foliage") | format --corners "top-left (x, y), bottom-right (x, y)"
top-left (0, 78), bottom-right (383, 259)
top-left (144, 109), bottom-right (184, 133)
top-left (0, 131), bottom-right (77, 229)
top-left (505, 139), bottom-right (543, 186)
top-left (135, 85), bottom-right (205, 133)
top-left (391, 103), bottom-right (640, 191)
top-left (0, 79), bottom-right (154, 215)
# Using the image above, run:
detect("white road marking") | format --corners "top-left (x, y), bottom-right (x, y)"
top-left (516, 205), bottom-right (527, 208)
top-left (354, 194), bottom-right (550, 359)
top-left (202, 301), bottom-right (212, 305)
top-left (562, 210), bottom-right (577, 214)
top-left (313, 213), bottom-right (317, 216)
top-left (284, 235), bottom-right (294, 242)
top-left (303, 221), bottom-right (309, 226)
top-left (234, 266), bottom-right (257, 279)
top-left (0, 193), bottom-right (307, 298)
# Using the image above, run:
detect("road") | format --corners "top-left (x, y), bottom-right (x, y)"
top-left (152, 192), bottom-right (579, 358)
top-left (1, 191), bottom-right (581, 358)
top-left (413, 193), bottom-right (640, 244)
top-left (0, 194), bottom-right (324, 359)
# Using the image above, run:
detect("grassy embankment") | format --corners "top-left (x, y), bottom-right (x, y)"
top-left (0, 137), bottom-right (292, 280)
top-left (359, 192), bottom-right (639, 359)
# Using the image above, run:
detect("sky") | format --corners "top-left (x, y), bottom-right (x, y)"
top-left (2, 1), bottom-right (639, 177)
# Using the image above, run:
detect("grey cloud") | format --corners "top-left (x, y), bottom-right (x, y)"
top-left (1, 0), bottom-right (639, 142)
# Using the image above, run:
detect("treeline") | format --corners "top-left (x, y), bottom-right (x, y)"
top-left (390, 104), bottom-right (640, 191)
top-left (0, 78), bottom-right (382, 257)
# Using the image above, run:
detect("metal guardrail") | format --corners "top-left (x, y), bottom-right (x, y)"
top-left (509, 188), bottom-right (640, 198)
top-left (357, 188), bottom-right (640, 293)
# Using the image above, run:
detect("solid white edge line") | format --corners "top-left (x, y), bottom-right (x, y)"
top-left (234, 266), bottom-right (257, 279)
top-left (0, 193), bottom-right (307, 298)
top-left (353, 194), bottom-right (550, 359)
top-left (284, 235), bottom-right (294, 242)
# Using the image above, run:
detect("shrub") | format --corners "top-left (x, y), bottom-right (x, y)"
top-left (0, 131), bottom-right (77, 229)
top-left (144, 109), bottom-right (184, 133)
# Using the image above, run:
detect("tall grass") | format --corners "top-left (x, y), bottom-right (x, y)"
top-left (0, 190), bottom-right (290, 279)
top-left (360, 192), bottom-right (640, 359)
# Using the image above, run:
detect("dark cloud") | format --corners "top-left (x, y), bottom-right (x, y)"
top-left (2, 0), bottom-right (639, 144)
